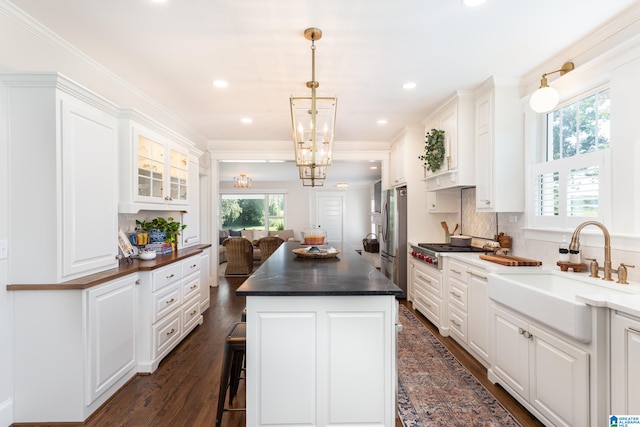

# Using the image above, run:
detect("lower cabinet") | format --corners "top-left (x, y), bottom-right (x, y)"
top-left (12, 274), bottom-right (138, 423)
top-left (610, 310), bottom-right (640, 415)
top-left (412, 261), bottom-right (445, 333)
top-left (137, 254), bottom-right (204, 373)
top-left (489, 303), bottom-right (589, 427)
top-left (444, 258), bottom-right (490, 366)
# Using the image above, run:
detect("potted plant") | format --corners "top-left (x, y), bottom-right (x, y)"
top-left (136, 217), bottom-right (187, 250)
top-left (418, 128), bottom-right (446, 175)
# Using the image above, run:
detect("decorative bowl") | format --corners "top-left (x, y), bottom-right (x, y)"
top-left (139, 251), bottom-right (157, 260)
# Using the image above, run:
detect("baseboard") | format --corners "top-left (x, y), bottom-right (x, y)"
top-left (0, 397), bottom-right (13, 427)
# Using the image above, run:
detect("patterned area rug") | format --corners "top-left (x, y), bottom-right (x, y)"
top-left (397, 305), bottom-right (521, 427)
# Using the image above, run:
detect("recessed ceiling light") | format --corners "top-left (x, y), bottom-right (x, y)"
top-left (212, 80), bottom-right (229, 88)
top-left (377, 119), bottom-right (388, 125)
top-left (241, 118), bottom-right (253, 124)
top-left (370, 166), bottom-right (378, 170)
top-left (150, 0), bottom-right (168, 3)
top-left (402, 82), bottom-right (417, 90)
top-left (461, 0), bottom-right (486, 7)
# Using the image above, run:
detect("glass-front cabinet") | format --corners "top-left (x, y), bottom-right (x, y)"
top-left (119, 111), bottom-right (194, 213)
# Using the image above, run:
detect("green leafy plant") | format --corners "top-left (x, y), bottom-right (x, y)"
top-left (418, 128), bottom-right (446, 173)
top-left (136, 217), bottom-right (187, 244)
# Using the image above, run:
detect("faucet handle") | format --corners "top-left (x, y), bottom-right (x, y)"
top-left (585, 258), bottom-right (599, 278)
top-left (617, 263), bottom-right (635, 285)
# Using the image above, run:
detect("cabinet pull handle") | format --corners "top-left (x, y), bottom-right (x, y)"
top-left (166, 298), bottom-right (175, 304)
top-left (451, 319), bottom-right (461, 327)
top-left (481, 199), bottom-right (491, 205)
top-left (190, 284), bottom-right (197, 290)
top-left (450, 269), bottom-right (461, 274)
top-left (190, 309), bottom-right (197, 316)
top-left (166, 328), bottom-right (176, 336)
top-left (523, 331), bottom-right (533, 339)
top-left (518, 327), bottom-right (526, 335)
top-left (135, 279), bottom-right (141, 285)
top-left (629, 327), bottom-right (640, 334)
top-left (190, 264), bottom-right (197, 268)
top-left (450, 291), bottom-right (461, 298)
top-left (418, 274), bottom-right (431, 284)
top-left (166, 274), bottom-right (175, 279)
top-left (418, 297), bottom-right (431, 308)
top-left (468, 270), bottom-right (487, 279)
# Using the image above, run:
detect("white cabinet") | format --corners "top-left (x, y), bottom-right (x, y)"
top-left (137, 254), bottom-right (203, 372)
top-left (4, 73), bottom-right (119, 283)
top-left (12, 274), bottom-right (138, 423)
top-left (412, 261), bottom-right (445, 334)
top-left (181, 154), bottom-right (201, 247)
top-left (245, 295), bottom-right (398, 427)
top-left (422, 90), bottom-right (475, 191)
top-left (200, 247), bottom-right (212, 311)
top-left (118, 109), bottom-right (198, 213)
top-left (427, 189), bottom-right (460, 213)
top-left (390, 135), bottom-right (407, 186)
top-left (474, 77), bottom-right (524, 212)
top-left (467, 268), bottom-right (490, 364)
top-left (610, 311), bottom-right (640, 415)
top-left (445, 258), bottom-right (490, 366)
top-left (489, 303), bottom-right (589, 427)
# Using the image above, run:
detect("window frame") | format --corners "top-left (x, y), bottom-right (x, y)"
top-left (219, 190), bottom-right (288, 232)
top-left (528, 84), bottom-right (612, 230)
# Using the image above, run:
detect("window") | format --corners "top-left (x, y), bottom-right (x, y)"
top-left (531, 88), bottom-right (610, 228)
top-left (221, 193), bottom-right (286, 231)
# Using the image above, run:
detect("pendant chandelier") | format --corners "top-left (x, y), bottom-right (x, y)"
top-left (290, 27), bottom-right (337, 187)
top-left (234, 174), bottom-right (252, 188)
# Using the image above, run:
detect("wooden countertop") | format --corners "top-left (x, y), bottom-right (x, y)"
top-left (7, 244), bottom-right (211, 291)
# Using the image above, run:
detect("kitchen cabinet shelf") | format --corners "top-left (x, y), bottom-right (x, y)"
top-left (422, 90), bottom-right (475, 191)
top-left (118, 109), bottom-right (200, 214)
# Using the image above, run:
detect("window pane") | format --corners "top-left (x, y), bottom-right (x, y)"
top-left (549, 110), bottom-right (561, 160)
top-left (596, 89), bottom-right (610, 149)
top-left (578, 93), bottom-right (597, 154)
top-left (535, 171), bottom-right (559, 216)
top-left (221, 194), bottom-right (265, 230)
top-left (567, 166), bottom-right (599, 217)
top-left (562, 102), bottom-right (577, 158)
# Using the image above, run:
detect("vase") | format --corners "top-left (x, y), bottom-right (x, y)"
top-left (148, 229), bottom-right (166, 243)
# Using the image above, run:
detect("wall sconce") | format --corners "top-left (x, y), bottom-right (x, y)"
top-left (529, 61), bottom-right (575, 113)
top-left (234, 174), bottom-right (252, 188)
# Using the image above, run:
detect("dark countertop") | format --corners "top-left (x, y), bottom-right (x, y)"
top-left (236, 242), bottom-right (402, 296)
top-left (7, 244), bottom-right (211, 291)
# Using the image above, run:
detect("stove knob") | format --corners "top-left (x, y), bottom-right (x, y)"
top-left (418, 254), bottom-right (424, 260)
top-left (411, 251), bottom-right (416, 257)
top-left (426, 257), bottom-right (433, 264)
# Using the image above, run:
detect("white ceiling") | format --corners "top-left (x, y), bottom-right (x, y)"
top-left (8, 0), bottom-right (638, 185)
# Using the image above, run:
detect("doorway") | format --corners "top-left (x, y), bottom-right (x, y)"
top-left (314, 192), bottom-right (344, 245)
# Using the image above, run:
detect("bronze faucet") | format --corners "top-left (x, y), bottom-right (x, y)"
top-left (569, 221), bottom-right (614, 281)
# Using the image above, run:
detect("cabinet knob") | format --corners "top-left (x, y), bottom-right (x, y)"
top-left (135, 279), bottom-right (141, 285)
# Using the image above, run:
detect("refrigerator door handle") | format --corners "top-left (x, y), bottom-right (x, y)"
top-left (382, 201), bottom-right (389, 243)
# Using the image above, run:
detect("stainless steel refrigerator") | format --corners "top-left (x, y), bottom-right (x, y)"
top-left (380, 186), bottom-right (407, 298)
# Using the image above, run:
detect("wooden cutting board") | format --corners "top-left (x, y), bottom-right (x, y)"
top-left (479, 254), bottom-right (542, 266)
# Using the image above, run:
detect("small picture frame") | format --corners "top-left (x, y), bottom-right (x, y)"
top-left (118, 229), bottom-right (135, 259)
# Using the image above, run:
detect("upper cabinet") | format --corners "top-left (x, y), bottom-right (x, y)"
top-left (118, 110), bottom-right (198, 213)
top-left (389, 135), bottom-right (407, 186)
top-left (3, 73), bottom-right (120, 282)
top-left (474, 77), bottom-right (524, 212)
top-left (422, 91), bottom-right (475, 191)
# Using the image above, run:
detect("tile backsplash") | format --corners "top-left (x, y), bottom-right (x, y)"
top-left (460, 187), bottom-right (498, 239)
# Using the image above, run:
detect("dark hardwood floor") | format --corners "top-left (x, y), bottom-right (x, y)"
top-left (81, 272), bottom-right (543, 427)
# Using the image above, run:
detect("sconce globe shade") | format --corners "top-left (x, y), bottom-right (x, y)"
top-left (530, 86), bottom-right (560, 113)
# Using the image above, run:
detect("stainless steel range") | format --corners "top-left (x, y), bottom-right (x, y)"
top-left (410, 243), bottom-right (486, 270)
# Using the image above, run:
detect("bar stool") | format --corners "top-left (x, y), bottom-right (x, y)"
top-left (215, 322), bottom-right (246, 427)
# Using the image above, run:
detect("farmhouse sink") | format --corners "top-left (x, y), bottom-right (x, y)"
top-left (487, 271), bottom-right (629, 343)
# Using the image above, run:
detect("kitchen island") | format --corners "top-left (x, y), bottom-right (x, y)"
top-left (236, 242), bottom-right (402, 427)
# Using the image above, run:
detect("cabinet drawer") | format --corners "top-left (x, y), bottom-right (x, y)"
top-left (151, 263), bottom-right (182, 292)
top-left (449, 306), bottom-right (467, 343)
top-left (414, 268), bottom-right (441, 297)
top-left (448, 279), bottom-right (468, 311)
top-left (182, 274), bottom-right (200, 302)
top-left (414, 288), bottom-right (441, 326)
top-left (153, 310), bottom-right (182, 358)
top-left (152, 283), bottom-right (181, 323)
top-left (183, 295), bottom-right (201, 332)
top-left (447, 260), bottom-right (468, 281)
top-left (182, 255), bottom-right (201, 276)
